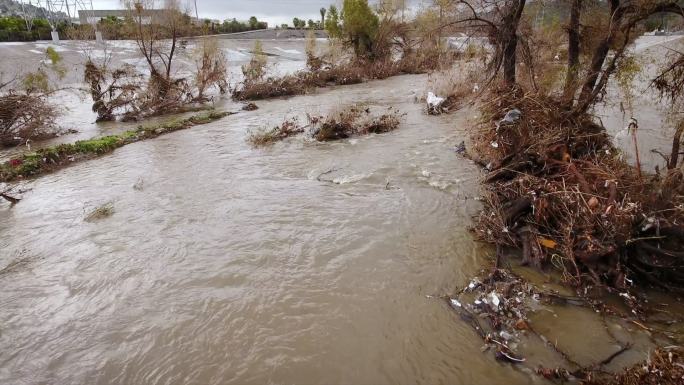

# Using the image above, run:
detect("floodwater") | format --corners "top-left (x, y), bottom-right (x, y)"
top-left (0, 37), bottom-right (681, 385)
top-left (598, 35), bottom-right (684, 171)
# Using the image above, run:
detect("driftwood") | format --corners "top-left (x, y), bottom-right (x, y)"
top-left (0, 192), bottom-right (20, 203)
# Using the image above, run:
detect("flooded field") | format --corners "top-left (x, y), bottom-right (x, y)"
top-left (0, 37), bottom-right (682, 385)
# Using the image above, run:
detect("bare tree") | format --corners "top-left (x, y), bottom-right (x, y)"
top-left (194, 38), bottom-right (228, 100)
top-left (571, 0), bottom-right (684, 115)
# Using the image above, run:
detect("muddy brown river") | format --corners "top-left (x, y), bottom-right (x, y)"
top-left (0, 72), bottom-right (526, 384)
top-left (1, 37), bottom-right (682, 385)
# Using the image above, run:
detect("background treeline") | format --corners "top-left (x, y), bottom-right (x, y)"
top-left (0, 16), bottom-right (68, 41)
top-left (0, 14), bottom-right (270, 42)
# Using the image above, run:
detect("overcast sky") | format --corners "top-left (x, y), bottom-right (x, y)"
top-left (90, 0), bottom-right (429, 26)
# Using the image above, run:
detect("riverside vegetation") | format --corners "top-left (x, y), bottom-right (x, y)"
top-left (0, 111), bottom-right (229, 183)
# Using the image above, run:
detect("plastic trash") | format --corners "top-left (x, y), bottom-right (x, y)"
top-left (496, 108), bottom-right (522, 131)
top-left (488, 291), bottom-right (501, 311)
top-left (427, 92), bottom-right (446, 115)
top-left (501, 109), bottom-right (522, 124)
top-left (454, 141), bottom-right (466, 154)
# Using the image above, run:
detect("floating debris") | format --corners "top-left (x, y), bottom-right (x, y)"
top-left (427, 92), bottom-right (446, 115)
top-left (242, 102), bottom-right (259, 111)
top-left (84, 201), bottom-right (114, 222)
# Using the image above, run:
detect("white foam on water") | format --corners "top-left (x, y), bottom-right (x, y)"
top-left (274, 47), bottom-right (301, 55)
top-left (332, 174), bottom-right (369, 184)
top-left (226, 49), bottom-right (249, 59)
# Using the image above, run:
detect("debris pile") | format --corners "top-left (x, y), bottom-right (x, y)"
top-left (312, 105), bottom-right (403, 141)
top-left (448, 269), bottom-right (541, 365)
top-left (469, 87), bottom-right (684, 292)
top-left (248, 117), bottom-right (306, 146)
top-left (582, 347), bottom-right (684, 385)
top-left (84, 201), bottom-right (114, 222)
top-left (233, 58), bottom-right (437, 101)
top-left (242, 102), bottom-right (259, 111)
top-left (246, 105), bottom-right (404, 146)
top-left (447, 268), bottom-right (657, 382)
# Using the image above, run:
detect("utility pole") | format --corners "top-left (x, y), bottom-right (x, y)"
top-left (194, 0), bottom-right (199, 21)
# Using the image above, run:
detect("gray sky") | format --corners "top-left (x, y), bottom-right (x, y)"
top-left (90, 0), bottom-right (429, 26)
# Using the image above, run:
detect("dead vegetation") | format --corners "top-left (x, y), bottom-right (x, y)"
top-left (0, 48), bottom-right (66, 146)
top-left (311, 104), bottom-right (403, 141)
top-left (232, 57), bottom-right (439, 102)
top-left (448, 268), bottom-right (636, 376)
top-left (193, 38), bottom-right (229, 101)
top-left (82, 1), bottom-right (229, 122)
top-left (246, 104), bottom-right (404, 146)
top-left (84, 201), bottom-right (114, 222)
top-left (469, 87), bottom-right (684, 293)
top-left (248, 117), bottom-right (305, 146)
top-left (232, 7), bottom-right (453, 102)
top-left (0, 184), bottom-right (24, 204)
top-left (582, 346), bottom-right (684, 385)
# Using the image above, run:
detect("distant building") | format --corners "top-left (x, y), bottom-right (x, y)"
top-left (78, 9), bottom-right (167, 25)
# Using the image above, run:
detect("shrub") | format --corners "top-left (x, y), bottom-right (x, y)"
top-left (313, 104), bottom-right (403, 141)
top-left (248, 118), bottom-right (304, 146)
top-left (242, 40), bottom-right (268, 84)
top-left (194, 38), bottom-right (229, 100)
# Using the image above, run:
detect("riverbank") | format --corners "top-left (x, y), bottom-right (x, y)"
top-left (0, 110), bottom-right (230, 184)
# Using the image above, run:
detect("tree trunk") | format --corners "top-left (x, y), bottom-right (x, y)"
top-left (669, 120), bottom-right (684, 169)
top-left (501, 0), bottom-right (527, 86)
top-left (574, 39), bottom-right (611, 113)
top-left (573, 0), bottom-right (622, 114)
top-left (562, 0), bottom-right (582, 104)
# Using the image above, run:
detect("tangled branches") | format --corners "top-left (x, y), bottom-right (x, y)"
top-left (247, 104), bottom-right (404, 146)
top-left (84, 61), bottom-right (143, 122)
top-left (0, 92), bottom-right (58, 146)
top-left (83, 39), bottom-right (228, 122)
top-left (471, 87), bottom-right (684, 292)
top-left (311, 104), bottom-right (403, 141)
top-left (0, 47), bottom-right (66, 146)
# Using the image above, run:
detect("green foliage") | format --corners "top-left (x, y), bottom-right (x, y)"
top-left (21, 47), bottom-right (67, 92)
top-left (73, 135), bottom-right (123, 154)
top-left (45, 47), bottom-right (66, 78)
top-left (21, 69), bottom-right (49, 93)
top-left (325, 5), bottom-right (342, 38)
top-left (292, 17), bottom-right (307, 29)
top-left (242, 40), bottom-right (268, 83)
top-left (340, 0), bottom-right (380, 57)
top-left (45, 47), bottom-right (61, 65)
top-left (0, 16), bottom-right (54, 41)
top-left (218, 17), bottom-right (267, 33)
top-left (615, 55), bottom-right (642, 115)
